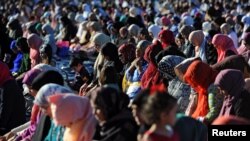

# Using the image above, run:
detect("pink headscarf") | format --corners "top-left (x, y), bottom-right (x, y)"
top-left (49, 94), bottom-right (96, 141)
top-left (212, 34), bottom-right (238, 62)
top-left (27, 34), bottom-right (43, 67)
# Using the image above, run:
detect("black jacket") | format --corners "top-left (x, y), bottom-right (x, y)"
top-left (0, 79), bottom-right (26, 135)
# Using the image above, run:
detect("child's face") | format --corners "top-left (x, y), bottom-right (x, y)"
top-left (161, 104), bottom-right (178, 126)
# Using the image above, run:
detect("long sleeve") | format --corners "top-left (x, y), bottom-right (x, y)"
top-left (205, 85), bottom-right (224, 123)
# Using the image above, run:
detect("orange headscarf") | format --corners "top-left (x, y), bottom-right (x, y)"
top-left (184, 60), bottom-right (218, 118)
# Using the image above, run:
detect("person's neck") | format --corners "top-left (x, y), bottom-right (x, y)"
top-left (149, 123), bottom-right (169, 137)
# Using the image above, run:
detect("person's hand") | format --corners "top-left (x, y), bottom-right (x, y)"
top-left (79, 83), bottom-right (88, 96)
top-left (0, 136), bottom-right (6, 141)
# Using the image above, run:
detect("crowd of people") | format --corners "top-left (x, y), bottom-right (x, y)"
top-left (1, 0), bottom-right (250, 141)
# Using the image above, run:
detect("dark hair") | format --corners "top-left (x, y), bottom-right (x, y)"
top-left (132, 89), bottom-right (150, 110)
top-left (91, 86), bottom-right (129, 119)
top-left (99, 65), bottom-right (118, 85)
top-left (69, 56), bottom-right (82, 68)
top-left (40, 44), bottom-right (52, 64)
top-left (31, 70), bottom-right (64, 91)
top-left (142, 91), bottom-right (177, 125)
top-left (16, 37), bottom-right (29, 53)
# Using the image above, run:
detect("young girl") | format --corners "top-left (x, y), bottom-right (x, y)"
top-left (142, 91), bottom-right (179, 141)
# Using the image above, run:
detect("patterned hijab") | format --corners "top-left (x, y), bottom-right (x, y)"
top-left (158, 55), bottom-right (185, 81)
top-left (34, 83), bottom-right (73, 107)
top-left (212, 34), bottom-right (238, 62)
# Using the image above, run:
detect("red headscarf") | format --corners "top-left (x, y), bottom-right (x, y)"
top-left (212, 34), bottom-right (238, 62)
top-left (118, 43), bottom-right (136, 63)
top-left (184, 60), bottom-right (218, 118)
top-left (158, 29), bottom-right (175, 49)
top-left (0, 61), bottom-right (13, 86)
top-left (141, 41), bottom-right (163, 89)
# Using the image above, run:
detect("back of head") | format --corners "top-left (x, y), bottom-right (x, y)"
top-left (99, 65), bottom-right (118, 85)
top-left (40, 44), bottom-right (52, 64)
top-left (142, 90), bottom-right (177, 125)
top-left (90, 86), bottom-right (129, 119)
top-left (16, 37), bottom-right (29, 53)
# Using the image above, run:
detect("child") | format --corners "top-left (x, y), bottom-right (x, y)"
top-left (142, 91), bottom-right (179, 141)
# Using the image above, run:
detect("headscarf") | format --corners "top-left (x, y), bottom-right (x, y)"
top-left (31, 70), bottom-right (64, 91)
top-left (158, 29), bottom-right (175, 49)
top-left (212, 55), bottom-right (250, 75)
top-left (182, 16), bottom-right (194, 26)
top-left (158, 55), bottom-right (185, 81)
top-left (202, 22), bottom-right (212, 33)
top-left (49, 94), bottom-right (96, 141)
top-left (128, 24), bottom-right (140, 37)
top-left (34, 83), bottom-right (73, 108)
top-left (27, 34), bottom-right (43, 66)
top-left (212, 34), bottom-right (238, 62)
top-left (179, 25), bottom-right (194, 39)
top-left (174, 57), bottom-right (201, 82)
top-left (148, 25), bottom-right (161, 39)
top-left (136, 40), bottom-right (152, 57)
top-left (0, 61), bottom-right (13, 86)
top-left (92, 33), bottom-right (110, 49)
top-left (189, 30), bottom-right (207, 62)
top-left (141, 41), bottom-right (163, 88)
top-left (214, 69), bottom-right (245, 116)
top-left (238, 32), bottom-right (250, 54)
top-left (118, 43), bottom-right (136, 63)
top-left (22, 69), bottom-right (42, 86)
top-left (212, 116), bottom-right (250, 125)
top-left (189, 30), bottom-right (204, 47)
top-left (184, 60), bottom-right (218, 118)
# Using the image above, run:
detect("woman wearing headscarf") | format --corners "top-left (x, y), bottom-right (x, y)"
top-left (179, 25), bottom-right (195, 58)
top-left (183, 60), bottom-right (224, 124)
top-left (42, 23), bottom-right (57, 57)
top-left (32, 84), bottom-right (74, 141)
top-left (214, 69), bottom-right (250, 120)
top-left (158, 29), bottom-right (176, 49)
top-left (189, 30), bottom-right (218, 65)
top-left (128, 24), bottom-right (140, 43)
top-left (100, 42), bottom-right (124, 74)
top-left (158, 55), bottom-right (191, 113)
top-left (141, 41), bottom-right (163, 89)
top-left (118, 43), bottom-right (136, 74)
top-left (212, 34), bottom-right (238, 63)
top-left (59, 16), bottom-right (77, 42)
top-left (90, 87), bottom-right (138, 141)
top-left (10, 40), bottom-right (23, 75)
top-left (123, 40), bottom-right (151, 99)
top-left (13, 70), bottom-right (64, 141)
top-left (212, 55), bottom-right (250, 78)
top-left (237, 32), bottom-right (250, 54)
top-left (79, 33), bottom-right (111, 96)
top-left (27, 34), bottom-right (43, 68)
top-left (16, 37), bottom-right (31, 76)
top-left (0, 61), bottom-right (26, 135)
top-left (48, 94), bottom-right (96, 141)
top-left (148, 25), bottom-right (161, 41)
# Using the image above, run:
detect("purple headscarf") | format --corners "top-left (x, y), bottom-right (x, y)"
top-left (214, 69), bottom-right (245, 116)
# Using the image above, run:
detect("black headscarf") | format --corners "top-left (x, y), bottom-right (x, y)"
top-left (31, 70), bottom-right (64, 91)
